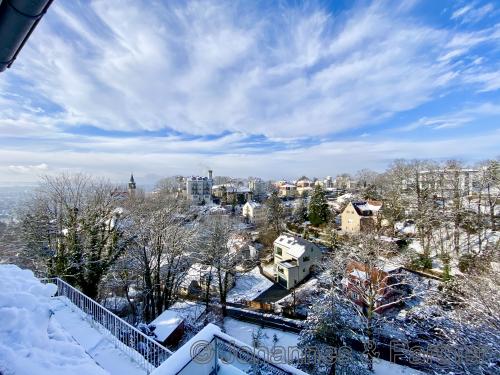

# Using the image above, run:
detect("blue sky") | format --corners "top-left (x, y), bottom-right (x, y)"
top-left (0, 0), bottom-right (499, 185)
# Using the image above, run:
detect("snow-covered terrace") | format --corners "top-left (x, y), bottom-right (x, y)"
top-left (0, 265), bottom-right (146, 375)
top-left (0, 265), bottom-right (304, 375)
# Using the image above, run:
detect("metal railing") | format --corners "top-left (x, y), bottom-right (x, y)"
top-left (175, 334), bottom-right (298, 375)
top-left (41, 277), bottom-right (172, 374)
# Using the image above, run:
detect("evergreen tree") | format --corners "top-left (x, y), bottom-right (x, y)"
top-left (308, 185), bottom-right (330, 226)
top-left (265, 192), bottom-right (285, 235)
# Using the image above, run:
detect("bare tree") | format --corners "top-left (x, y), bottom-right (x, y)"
top-left (265, 192), bottom-right (285, 235)
top-left (199, 214), bottom-right (239, 316)
top-left (326, 234), bottom-right (416, 371)
top-left (126, 191), bottom-right (197, 321)
top-left (402, 266), bottom-right (500, 374)
top-left (477, 160), bottom-right (499, 232)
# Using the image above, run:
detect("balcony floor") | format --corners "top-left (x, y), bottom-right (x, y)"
top-left (51, 297), bottom-right (146, 375)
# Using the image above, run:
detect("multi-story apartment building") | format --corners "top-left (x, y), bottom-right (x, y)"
top-left (186, 170), bottom-right (213, 204)
top-left (418, 168), bottom-right (479, 197)
top-left (335, 175), bottom-right (352, 190)
top-left (248, 178), bottom-right (267, 201)
top-left (296, 177), bottom-right (314, 197)
top-left (323, 176), bottom-right (334, 188)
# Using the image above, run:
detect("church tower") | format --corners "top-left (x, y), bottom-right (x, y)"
top-left (128, 173), bottom-right (136, 197)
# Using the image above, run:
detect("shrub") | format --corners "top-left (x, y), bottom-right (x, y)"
top-left (458, 254), bottom-right (474, 273)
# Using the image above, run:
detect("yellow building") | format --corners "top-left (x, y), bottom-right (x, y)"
top-left (341, 200), bottom-right (382, 233)
top-left (278, 183), bottom-right (297, 198)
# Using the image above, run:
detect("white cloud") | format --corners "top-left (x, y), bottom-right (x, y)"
top-left (1, 0), bottom-right (499, 184)
top-left (2, 0), bottom-right (498, 139)
top-left (451, 2), bottom-right (494, 24)
top-left (5, 164), bottom-right (49, 174)
top-left (0, 131), bottom-right (498, 184)
top-left (400, 102), bottom-right (500, 131)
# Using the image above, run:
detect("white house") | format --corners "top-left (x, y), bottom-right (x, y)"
top-left (273, 233), bottom-right (322, 289)
top-left (242, 201), bottom-right (266, 225)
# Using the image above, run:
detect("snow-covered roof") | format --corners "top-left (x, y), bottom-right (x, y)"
top-left (244, 201), bottom-right (261, 209)
top-left (280, 260), bottom-right (298, 269)
top-left (208, 206), bottom-right (227, 214)
top-left (381, 263), bottom-right (402, 273)
top-left (350, 269), bottom-right (368, 281)
top-left (149, 311), bottom-right (182, 342)
top-left (336, 193), bottom-right (354, 203)
top-left (274, 233), bottom-right (316, 258)
top-left (179, 263), bottom-right (217, 289)
top-left (227, 267), bottom-right (273, 302)
top-left (150, 301), bottom-right (206, 342)
top-left (351, 200), bottom-right (382, 216)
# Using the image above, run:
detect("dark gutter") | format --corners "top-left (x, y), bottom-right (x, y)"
top-left (0, 0), bottom-right (54, 72)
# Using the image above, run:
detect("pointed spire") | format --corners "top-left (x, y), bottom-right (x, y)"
top-left (130, 173), bottom-right (135, 183)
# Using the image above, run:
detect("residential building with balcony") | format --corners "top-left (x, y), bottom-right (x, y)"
top-left (186, 170), bottom-right (213, 204)
top-left (273, 234), bottom-right (322, 289)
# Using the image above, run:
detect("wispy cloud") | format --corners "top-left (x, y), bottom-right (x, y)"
top-left (400, 102), bottom-right (500, 131)
top-left (2, 0), bottom-right (497, 138)
top-left (0, 0), bottom-right (499, 183)
top-left (451, 2), bottom-right (494, 24)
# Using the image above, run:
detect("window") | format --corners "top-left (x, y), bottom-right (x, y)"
top-left (303, 268), bottom-right (306, 273)
top-left (275, 247), bottom-right (282, 256)
top-left (303, 256), bottom-right (310, 262)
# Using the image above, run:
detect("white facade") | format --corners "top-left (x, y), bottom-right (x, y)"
top-left (273, 234), bottom-right (322, 289)
top-left (418, 168), bottom-right (479, 196)
top-left (186, 174), bottom-right (213, 204)
top-left (242, 201), bottom-right (266, 224)
top-left (248, 179), bottom-right (267, 199)
top-left (323, 176), bottom-right (333, 188)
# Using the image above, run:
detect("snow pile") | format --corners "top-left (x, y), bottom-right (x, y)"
top-left (0, 264), bottom-right (109, 375)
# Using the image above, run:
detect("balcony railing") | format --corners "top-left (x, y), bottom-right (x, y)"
top-left (176, 334), bottom-right (298, 375)
top-left (41, 277), bottom-right (172, 374)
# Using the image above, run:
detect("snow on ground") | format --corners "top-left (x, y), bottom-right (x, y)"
top-left (223, 317), bottom-right (299, 360)
top-left (276, 278), bottom-right (318, 306)
top-left (51, 297), bottom-right (146, 375)
top-left (374, 358), bottom-right (426, 375)
top-left (0, 264), bottom-right (109, 375)
top-left (227, 267), bottom-right (273, 302)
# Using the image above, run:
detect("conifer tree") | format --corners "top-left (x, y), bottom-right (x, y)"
top-left (308, 185), bottom-right (330, 226)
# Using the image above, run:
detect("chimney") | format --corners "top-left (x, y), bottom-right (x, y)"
top-left (208, 170), bottom-right (213, 180)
